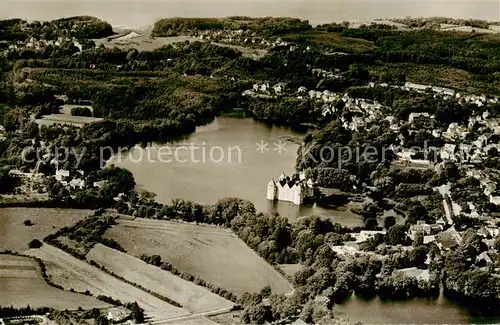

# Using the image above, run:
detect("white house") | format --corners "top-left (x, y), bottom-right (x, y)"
top-left (404, 82), bottom-right (430, 92)
top-left (55, 169), bottom-right (70, 182)
top-left (69, 178), bottom-right (85, 189)
top-left (107, 307), bottom-right (131, 323)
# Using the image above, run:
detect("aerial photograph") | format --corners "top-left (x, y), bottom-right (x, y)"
top-left (0, 0), bottom-right (499, 324)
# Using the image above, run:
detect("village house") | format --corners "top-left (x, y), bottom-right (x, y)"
top-left (106, 307), bottom-right (132, 323)
top-left (68, 178), bottom-right (85, 190)
top-left (409, 221), bottom-right (443, 236)
top-left (436, 226), bottom-right (463, 251)
top-left (443, 123), bottom-right (469, 141)
top-left (404, 82), bottom-right (430, 92)
top-left (408, 112), bottom-right (434, 124)
top-left (55, 169), bottom-right (70, 182)
top-left (8, 169), bottom-right (44, 180)
top-left (431, 86), bottom-right (455, 97)
top-left (350, 230), bottom-right (387, 243)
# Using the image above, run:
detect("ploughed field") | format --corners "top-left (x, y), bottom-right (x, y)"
top-left (25, 244), bottom-right (190, 321)
top-left (0, 208), bottom-right (91, 252)
top-left (87, 244), bottom-right (234, 313)
top-left (104, 218), bottom-right (293, 295)
top-left (0, 254), bottom-right (108, 310)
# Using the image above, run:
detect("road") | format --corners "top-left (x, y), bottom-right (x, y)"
top-left (150, 306), bottom-right (234, 325)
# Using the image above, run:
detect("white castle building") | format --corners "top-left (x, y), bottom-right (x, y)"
top-left (267, 172), bottom-right (315, 205)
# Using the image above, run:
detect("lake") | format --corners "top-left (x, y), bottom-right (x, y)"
top-left (108, 117), bottom-right (366, 225)
top-left (335, 294), bottom-right (500, 324)
top-left (3, 0), bottom-right (499, 28)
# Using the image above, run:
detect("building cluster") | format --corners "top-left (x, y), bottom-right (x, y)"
top-left (244, 82), bottom-right (388, 132)
top-left (195, 29), bottom-right (288, 49)
top-left (7, 159), bottom-right (108, 199)
top-left (465, 168), bottom-right (500, 206)
top-left (370, 81), bottom-right (499, 105)
top-left (1, 36), bottom-right (83, 56)
top-left (311, 68), bottom-right (342, 80)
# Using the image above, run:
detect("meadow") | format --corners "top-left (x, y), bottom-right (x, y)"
top-left (0, 254), bottom-right (108, 310)
top-left (0, 208), bottom-right (90, 252)
top-left (105, 218), bottom-right (293, 295)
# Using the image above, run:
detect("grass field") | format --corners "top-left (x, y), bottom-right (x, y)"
top-left (0, 254), bottom-right (108, 310)
top-left (0, 208), bottom-right (91, 252)
top-left (104, 218), bottom-right (293, 295)
top-left (35, 114), bottom-right (103, 127)
top-left (87, 244), bottom-right (234, 314)
top-left (25, 244), bottom-right (190, 321)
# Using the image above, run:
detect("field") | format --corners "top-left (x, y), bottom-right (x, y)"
top-left (0, 208), bottom-right (91, 252)
top-left (87, 244), bottom-right (234, 314)
top-left (104, 218), bottom-right (293, 295)
top-left (35, 114), bottom-right (103, 127)
top-left (25, 244), bottom-right (190, 321)
top-left (0, 254), bottom-right (108, 310)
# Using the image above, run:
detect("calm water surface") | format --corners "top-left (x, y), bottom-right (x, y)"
top-left (109, 117), bottom-right (365, 225)
top-left (335, 294), bottom-right (500, 324)
top-left (3, 0), bottom-right (499, 27)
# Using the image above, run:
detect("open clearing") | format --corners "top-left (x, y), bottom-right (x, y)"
top-left (93, 27), bottom-right (266, 57)
top-left (87, 244), bottom-right (234, 314)
top-left (105, 218), bottom-right (293, 295)
top-left (0, 208), bottom-right (90, 252)
top-left (35, 114), bottom-right (102, 127)
top-left (0, 254), bottom-right (108, 310)
top-left (25, 244), bottom-right (190, 321)
top-left (34, 104), bottom-right (102, 127)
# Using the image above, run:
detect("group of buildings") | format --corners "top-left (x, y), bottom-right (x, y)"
top-left (195, 29), bottom-right (288, 49)
top-left (2, 36), bottom-right (83, 55)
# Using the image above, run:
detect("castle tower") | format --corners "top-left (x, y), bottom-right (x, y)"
top-left (267, 179), bottom-right (277, 201)
top-left (291, 184), bottom-right (303, 205)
